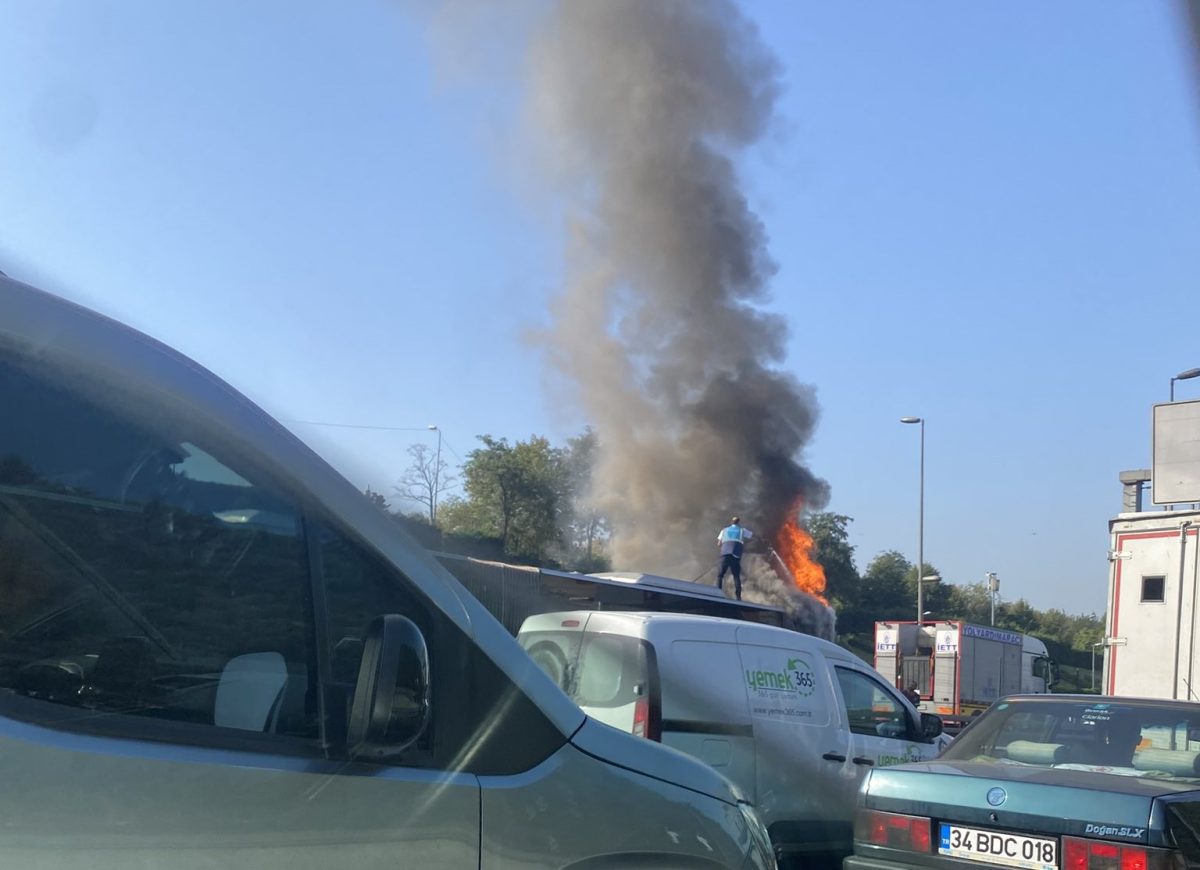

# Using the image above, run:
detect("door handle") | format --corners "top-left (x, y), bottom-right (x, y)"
top-left (822, 752), bottom-right (847, 762)
top-left (852, 756), bottom-right (875, 767)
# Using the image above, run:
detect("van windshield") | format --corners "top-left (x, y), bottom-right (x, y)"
top-left (943, 699), bottom-right (1200, 781)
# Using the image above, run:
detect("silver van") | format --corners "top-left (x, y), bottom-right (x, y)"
top-left (0, 274), bottom-right (775, 869)
top-left (518, 611), bottom-right (945, 866)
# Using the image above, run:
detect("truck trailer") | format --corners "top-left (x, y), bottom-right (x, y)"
top-left (874, 620), bottom-right (1055, 717)
top-left (1103, 507), bottom-right (1200, 699)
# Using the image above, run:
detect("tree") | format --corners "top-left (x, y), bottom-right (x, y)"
top-left (906, 561), bottom-right (950, 617)
top-left (942, 582), bottom-right (994, 626)
top-left (806, 513), bottom-right (863, 632)
top-left (440, 435), bottom-right (565, 562)
top-left (1002, 598), bottom-right (1040, 634)
top-left (860, 551), bottom-right (916, 621)
top-left (363, 487), bottom-right (390, 513)
top-left (1068, 613), bottom-right (1104, 652)
top-left (394, 443), bottom-right (455, 525)
top-left (558, 429), bottom-right (610, 571)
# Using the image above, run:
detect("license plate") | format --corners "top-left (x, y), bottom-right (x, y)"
top-left (938, 824), bottom-right (1058, 870)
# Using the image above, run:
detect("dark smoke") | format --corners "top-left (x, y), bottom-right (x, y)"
top-left (528, 2), bottom-right (828, 585)
top-left (741, 554), bottom-right (836, 641)
top-left (423, 0), bottom-right (832, 635)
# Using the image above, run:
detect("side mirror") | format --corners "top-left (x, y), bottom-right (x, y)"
top-left (347, 614), bottom-right (430, 759)
top-left (921, 712), bottom-right (943, 741)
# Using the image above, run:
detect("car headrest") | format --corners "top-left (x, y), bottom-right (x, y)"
top-left (214, 652), bottom-right (287, 732)
top-left (1132, 748), bottom-right (1200, 776)
top-left (1005, 740), bottom-right (1069, 765)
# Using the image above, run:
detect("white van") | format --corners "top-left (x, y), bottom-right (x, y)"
top-left (518, 611), bottom-right (944, 865)
top-left (0, 274), bottom-right (776, 869)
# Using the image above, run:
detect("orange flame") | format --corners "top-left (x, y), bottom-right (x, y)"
top-left (774, 504), bottom-right (827, 604)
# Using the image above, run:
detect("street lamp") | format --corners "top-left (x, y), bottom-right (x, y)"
top-left (1170, 368), bottom-right (1200, 402)
top-left (986, 572), bottom-right (1000, 626)
top-left (901, 417), bottom-right (926, 624)
top-left (427, 425), bottom-right (442, 523)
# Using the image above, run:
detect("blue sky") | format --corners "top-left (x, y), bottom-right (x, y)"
top-left (2, 1), bottom-right (1198, 615)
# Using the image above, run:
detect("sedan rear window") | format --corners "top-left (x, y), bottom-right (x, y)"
top-left (944, 700), bottom-right (1200, 780)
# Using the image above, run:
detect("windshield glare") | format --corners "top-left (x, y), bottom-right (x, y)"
top-left (943, 701), bottom-right (1200, 780)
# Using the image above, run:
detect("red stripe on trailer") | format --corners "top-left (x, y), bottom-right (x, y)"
top-left (954, 620), bottom-right (962, 715)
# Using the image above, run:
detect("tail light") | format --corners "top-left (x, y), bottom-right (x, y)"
top-left (1063, 837), bottom-right (1179, 870)
top-left (856, 810), bottom-right (932, 852)
top-left (631, 696), bottom-right (660, 741)
top-left (632, 697), bottom-right (648, 738)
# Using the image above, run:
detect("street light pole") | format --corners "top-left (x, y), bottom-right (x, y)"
top-left (986, 572), bottom-right (999, 626)
top-left (1171, 368), bottom-right (1200, 402)
top-left (901, 417), bottom-right (925, 625)
top-left (427, 424), bottom-right (442, 524)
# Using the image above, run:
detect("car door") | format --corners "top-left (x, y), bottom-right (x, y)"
top-left (832, 664), bottom-right (933, 788)
top-left (0, 348), bottom-right (482, 868)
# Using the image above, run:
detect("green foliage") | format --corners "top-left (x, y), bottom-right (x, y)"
top-left (434, 432), bottom-right (609, 570)
top-left (558, 428), bottom-right (611, 571)
top-left (808, 513), bottom-right (857, 600)
top-left (806, 513), bottom-right (861, 633)
top-left (861, 550), bottom-right (918, 620)
top-left (438, 435), bottom-right (560, 562)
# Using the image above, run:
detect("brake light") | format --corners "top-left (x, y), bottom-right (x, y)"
top-left (910, 818), bottom-right (932, 852)
top-left (1063, 837), bottom-right (1175, 870)
top-left (856, 810), bottom-right (932, 852)
top-left (560, 619), bottom-right (580, 627)
top-left (630, 695), bottom-right (661, 741)
top-left (1065, 838), bottom-right (1089, 870)
top-left (1123, 848), bottom-right (1148, 870)
top-left (632, 697), bottom-right (649, 738)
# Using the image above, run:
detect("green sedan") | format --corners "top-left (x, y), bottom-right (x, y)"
top-left (846, 695), bottom-right (1200, 870)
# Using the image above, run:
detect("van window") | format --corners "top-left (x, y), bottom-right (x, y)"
top-left (518, 630), bottom-right (584, 692)
top-left (575, 634), bottom-right (648, 708)
top-left (520, 630), bottom-right (649, 709)
top-left (0, 355), bottom-right (319, 748)
top-left (835, 667), bottom-right (912, 740)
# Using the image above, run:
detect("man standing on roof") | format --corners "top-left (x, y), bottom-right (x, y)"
top-left (716, 516), bottom-right (753, 600)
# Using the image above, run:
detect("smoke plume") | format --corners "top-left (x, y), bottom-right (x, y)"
top-left (526, 1), bottom-right (828, 603)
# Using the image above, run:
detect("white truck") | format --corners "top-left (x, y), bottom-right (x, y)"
top-left (874, 620), bottom-right (1055, 721)
top-left (1103, 507), bottom-right (1200, 699)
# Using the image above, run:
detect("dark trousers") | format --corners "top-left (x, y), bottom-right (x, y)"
top-left (716, 554), bottom-right (742, 599)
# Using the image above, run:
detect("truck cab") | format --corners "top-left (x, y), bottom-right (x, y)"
top-left (1022, 634), bottom-right (1056, 693)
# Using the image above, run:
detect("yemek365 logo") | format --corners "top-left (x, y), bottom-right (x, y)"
top-left (745, 658), bottom-right (816, 697)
